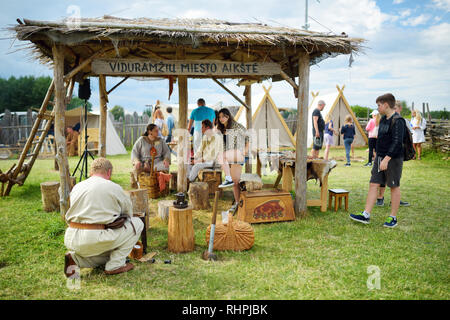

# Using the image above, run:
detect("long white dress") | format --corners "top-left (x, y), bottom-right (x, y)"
top-left (410, 117), bottom-right (426, 143)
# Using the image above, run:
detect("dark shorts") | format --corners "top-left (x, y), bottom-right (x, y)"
top-left (312, 132), bottom-right (324, 150)
top-left (370, 156), bottom-right (403, 188)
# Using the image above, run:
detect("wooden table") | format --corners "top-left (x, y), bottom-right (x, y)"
top-left (273, 157), bottom-right (329, 212)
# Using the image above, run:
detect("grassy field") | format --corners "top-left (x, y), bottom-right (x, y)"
top-left (0, 147), bottom-right (448, 300)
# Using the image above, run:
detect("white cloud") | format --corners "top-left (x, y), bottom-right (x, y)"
top-left (401, 14), bottom-right (431, 27)
top-left (399, 9), bottom-right (411, 18)
top-left (432, 0), bottom-right (450, 12)
top-left (393, 0), bottom-right (404, 4)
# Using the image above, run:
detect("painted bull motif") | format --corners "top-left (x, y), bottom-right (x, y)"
top-left (253, 199), bottom-right (285, 220)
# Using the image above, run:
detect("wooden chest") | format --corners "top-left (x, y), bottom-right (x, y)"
top-left (236, 190), bottom-right (295, 224)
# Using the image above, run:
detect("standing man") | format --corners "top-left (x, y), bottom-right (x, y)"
top-left (64, 158), bottom-right (144, 276)
top-left (311, 100), bottom-right (326, 159)
top-left (165, 106), bottom-right (175, 143)
top-left (188, 98), bottom-right (216, 155)
top-left (350, 93), bottom-right (405, 228)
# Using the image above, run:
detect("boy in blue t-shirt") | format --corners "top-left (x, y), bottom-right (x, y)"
top-left (188, 98), bottom-right (216, 154)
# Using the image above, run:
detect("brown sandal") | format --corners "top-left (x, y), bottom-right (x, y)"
top-left (104, 263), bottom-right (134, 275)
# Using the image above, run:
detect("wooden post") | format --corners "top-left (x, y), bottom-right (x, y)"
top-left (411, 101), bottom-right (414, 111)
top-left (426, 103), bottom-right (431, 121)
top-left (422, 103), bottom-right (426, 119)
top-left (244, 85), bottom-right (252, 173)
top-left (294, 53), bottom-right (310, 218)
top-left (99, 75), bottom-right (108, 157)
top-left (177, 47), bottom-right (188, 193)
top-left (52, 44), bottom-right (71, 217)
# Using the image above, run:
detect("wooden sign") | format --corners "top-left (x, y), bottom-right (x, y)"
top-left (91, 59), bottom-right (281, 76)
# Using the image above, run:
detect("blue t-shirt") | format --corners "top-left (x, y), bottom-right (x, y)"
top-left (324, 120), bottom-right (334, 135)
top-left (341, 124), bottom-right (356, 140)
top-left (190, 106), bottom-right (216, 132)
top-left (166, 114), bottom-right (175, 136)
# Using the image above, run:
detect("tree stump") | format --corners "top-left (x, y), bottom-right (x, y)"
top-left (127, 188), bottom-right (150, 230)
top-left (40, 181), bottom-right (60, 212)
top-left (187, 182), bottom-right (210, 210)
top-left (168, 205), bottom-right (195, 253)
top-left (158, 200), bottom-right (174, 223)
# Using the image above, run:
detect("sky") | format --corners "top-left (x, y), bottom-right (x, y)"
top-left (0, 0), bottom-right (449, 114)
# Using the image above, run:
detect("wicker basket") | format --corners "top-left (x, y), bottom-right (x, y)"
top-left (138, 172), bottom-right (159, 199)
top-left (205, 214), bottom-right (254, 251)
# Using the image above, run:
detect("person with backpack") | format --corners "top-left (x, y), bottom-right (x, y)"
top-left (376, 101), bottom-right (412, 207)
top-left (350, 93), bottom-right (411, 228)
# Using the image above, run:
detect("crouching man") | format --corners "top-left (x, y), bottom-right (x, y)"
top-left (64, 158), bottom-right (144, 277)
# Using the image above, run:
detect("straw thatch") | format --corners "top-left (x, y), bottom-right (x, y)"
top-left (9, 16), bottom-right (364, 80)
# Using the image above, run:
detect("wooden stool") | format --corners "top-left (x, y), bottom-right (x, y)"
top-left (328, 189), bottom-right (349, 212)
top-left (168, 205), bottom-right (195, 253)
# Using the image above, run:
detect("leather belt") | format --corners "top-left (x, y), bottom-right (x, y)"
top-left (69, 222), bottom-right (105, 230)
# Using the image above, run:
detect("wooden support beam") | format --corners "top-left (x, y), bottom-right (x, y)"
top-left (294, 53), bottom-right (310, 218)
top-left (280, 70), bottom-right (299, 97)
top-left (53, 44), bottom-right (71, 218)
top-left (107, 76), bottom-right (129, 95)
top-left (99, 75), bottom-right (108, 157)
top-left (138, 46), bottom-right (172, 60)
top-left (63, 48), bottom-right (110, 81)
top-left (177, 48), bottom-right (188, 193)
top-left (244, 84), bottom-right (252, 173)
top-left (211, 77), bottom-right (250, 110)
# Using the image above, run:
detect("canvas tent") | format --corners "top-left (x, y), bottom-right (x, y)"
top-left (306, 85), bottom-right (368, 147)
top-left (235, 86), bottom-right (296, 150)
top-left (65, 107), bottom-right (127, 156)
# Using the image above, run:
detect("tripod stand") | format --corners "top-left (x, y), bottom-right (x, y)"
top-left (72, 99), bottom-right (94, 182)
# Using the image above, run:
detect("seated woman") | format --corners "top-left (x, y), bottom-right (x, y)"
top-left (216, 108), bottom-right (249, 208)
top-left (131, 124), bottom-right (171, 183)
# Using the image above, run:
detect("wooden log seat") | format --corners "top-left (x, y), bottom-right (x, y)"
top-left (168, 205), bottom-right (195, 253)
top-left (187, 182), bottom-right (211, 210)
top-left (158, 199), bottom-right (174, 222)
top-left (40, 181), bottom-right (60, 212)
top-left (239, 173), bottom-right (263, 192)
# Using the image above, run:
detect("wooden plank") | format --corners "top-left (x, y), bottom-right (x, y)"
top-left (98, 75), bottom-right (108, 157)
top-left (294, 53), bottom-right (310, 218)
top-left (92, 59), bottom-right (281, 77)
top-left (53, 44), bottom-right (70, 217)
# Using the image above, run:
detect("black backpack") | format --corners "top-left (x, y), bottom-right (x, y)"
top-left (390, 114), bottom-right (415, 161)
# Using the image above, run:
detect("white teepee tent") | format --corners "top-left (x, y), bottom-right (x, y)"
top-left (305, 85), bottom-right (368, 147)
top-left (65, 107), bottom-right (127, 155)
top-left (235, 85), bottom-right (296, 150)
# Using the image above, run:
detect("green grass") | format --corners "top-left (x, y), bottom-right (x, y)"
top-left (0, 148), bottom-right (449, 299)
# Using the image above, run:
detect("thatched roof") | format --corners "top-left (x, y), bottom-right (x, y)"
top-left (10, 16), bottom-right (364, 80)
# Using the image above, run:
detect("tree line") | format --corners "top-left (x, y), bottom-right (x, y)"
top-left (0, 76), bottom-right (92, 113)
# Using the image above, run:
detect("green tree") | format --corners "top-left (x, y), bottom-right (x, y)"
top-left (143, 106), bottom-right (152, 118)
top-left (351, 105), bottom-right (372, 118)
top-left (67, 96), bottom-right (92, 111)
top-left (110, 105), bottom-right (125, 121)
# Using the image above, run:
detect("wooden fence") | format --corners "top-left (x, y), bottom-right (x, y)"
top-left (0, 109), bottom-right (38, 146)
top-left (111, 112), bottom-right (150, 148)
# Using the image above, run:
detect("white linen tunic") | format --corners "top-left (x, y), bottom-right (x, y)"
top-left (411, 117), bottom-right (426, 143)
